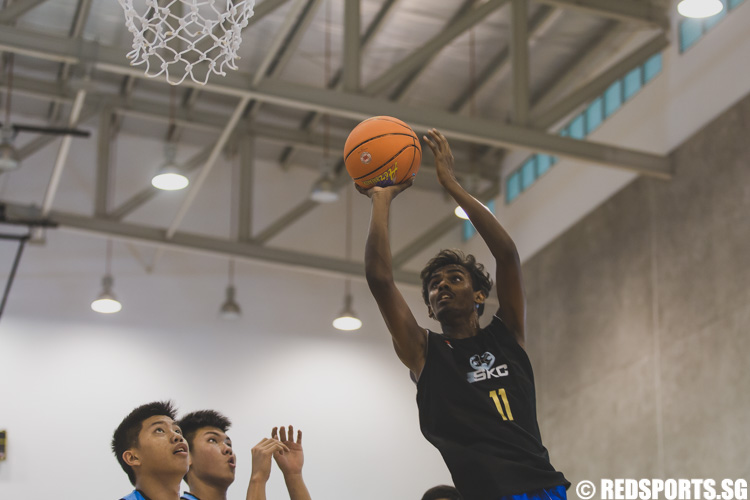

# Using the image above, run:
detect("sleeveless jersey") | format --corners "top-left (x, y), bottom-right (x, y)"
top-left (416, 315), bottom-right (569, 500)
top-left (181, 493), bottom-right (200, 500)
top-left (120, 490), bottom-right (149, 500)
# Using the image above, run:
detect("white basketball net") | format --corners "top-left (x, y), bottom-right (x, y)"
top-left (118, 0), bottom-right (255, 85)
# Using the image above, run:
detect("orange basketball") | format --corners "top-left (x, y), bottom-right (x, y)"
top-left (343, 116), bottom-right (422, 188)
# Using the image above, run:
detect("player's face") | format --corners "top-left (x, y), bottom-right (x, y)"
top-left (131, 415), bottom-right (189, 479)
top-left (427, 264), bottom-right (482, 321)
top-left (188, 427), bottom-right (236, 487)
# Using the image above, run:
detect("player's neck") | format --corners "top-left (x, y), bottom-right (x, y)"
top-left (135, 473), bottom-right (182, 500)
top-left (186, 477), bottom-right (229, 500)
top-left (440, 314), bottom-right (481, 339)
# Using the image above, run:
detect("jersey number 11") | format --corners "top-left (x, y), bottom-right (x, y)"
top-left (489, 388), bottom-right (514, 421)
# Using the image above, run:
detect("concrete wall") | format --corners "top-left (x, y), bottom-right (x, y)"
top-left (524, 90), bottom-right (750, 493)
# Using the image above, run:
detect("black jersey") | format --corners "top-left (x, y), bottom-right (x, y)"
top-left (416, 315), bottom-right (569, 500)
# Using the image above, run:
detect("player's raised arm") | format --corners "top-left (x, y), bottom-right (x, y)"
top-left (246, 437), bottom-right (289, 500)
top-left (357, 180), bottom-right (428, 376)
top-left (423, 129), bottom-right (526, 346)
top-left (272, 426), bottom-right (311, 500)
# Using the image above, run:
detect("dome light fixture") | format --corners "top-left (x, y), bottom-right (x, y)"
top-left (219, 285), bottom-right (241, 320)
top-left (677, 0), bottom-right (724, 18)
top-left (333, 293), bottom-right (362, 331)
top-left (91, 275), bottom-right (122, 314)
top-left (91, 241), bottom-right (122, 314)
top-left (218, 260), bottom-right (242, 320)
top-left (152, 144), bottom-right (188, 191)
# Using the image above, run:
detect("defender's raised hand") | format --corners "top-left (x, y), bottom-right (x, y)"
top-left (250, 437), bottom-right (289, 483)
top-left (272, 425), bottom-right (304, 476)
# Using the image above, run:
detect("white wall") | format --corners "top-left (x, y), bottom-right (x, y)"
top-left (0, 230), bottom-right (451, 500)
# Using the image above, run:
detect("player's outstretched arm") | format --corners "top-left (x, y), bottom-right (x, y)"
top-left (272, 425), bottom-right (311, 500)
top-left (357, 180), bottom-right (428, 376)
top-left (246, 437), bottom-right (290, 500)
top-left (424, 129), bottom-right (526, 346)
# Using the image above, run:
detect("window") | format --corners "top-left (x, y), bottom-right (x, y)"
top-left (585, 97), bottom-right (604, 134)
top-left (506, 40), bottom-right (667, 202)
top-left (536, 154), bottom-right (553, 177)
top-left (604, 80), bottom-right (623, 117)
top-left (568, 114), bottom-right (585, 139)
top-left (643, 53), bottom-right (663, 83)
top-left (506, 171), bottom-right (521, 203)
top-left (679, 18), bottom-right (704, 52)
top-left (521, 158), bottom-right (536, 190)
top-left (704, 2), bottom-right (728, 29)
top-left (623, 66), bottom-right (643, 100)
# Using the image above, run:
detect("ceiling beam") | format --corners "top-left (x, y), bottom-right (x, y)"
top-left (387, 0), bottom-right (480, 101)
top-left (0, 0), bottom-right (48, 23)
top-left (449, 6), bottom-right (561, 114)
top-left (529, 21), bottom-right (629, 117)
top-left (108, 145), bottom-right (213, 221)
top-left (531, 33), bottom-right (669, 130)
top-left (363, 0), bottom-right (509, 96)
top-left (40, 89), bottom-right (87, 217)
top-left (342, 0), bottom-right (360, 93)
top-left (48, 0), bottom-right (94, 122)
top-left (244, 0), bottom-right (311, 119)
top-left (237, 135), bottom-right (254, 241)
top-left (533, 0), bottom-right (668, 29)
top-left (0, 25), bottom-right (669, 177)
top-left (166, 97), bottom-right (250, 239)
top-left (246, 0), bottom-right (295, 29)
top-left (277, 0), bottom-right (402, 168)
top-left (94, 106), bottom-right (112, 217)
top-left (510, 0), bottom-right (529, 125)
top-left (0, 201), bottom-right (422, 286)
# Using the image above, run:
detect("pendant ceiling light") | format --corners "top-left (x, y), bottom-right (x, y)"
top-left (219, 259), bottom-right (242, 320)
top-left (677, 0), bottom-right (724, 18)
top-left (152, 87), bottom-right (188, 190)
top-left (91, 240), bottom-right (122, 314)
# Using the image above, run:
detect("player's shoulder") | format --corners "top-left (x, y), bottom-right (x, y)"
top-left (484, 314), bottom-right (525, 349)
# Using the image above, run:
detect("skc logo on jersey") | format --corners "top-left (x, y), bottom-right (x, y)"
top-left (467, 351), bottom-right (509, 383)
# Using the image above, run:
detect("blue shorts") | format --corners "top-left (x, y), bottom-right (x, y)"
top-left (501, 485), bottom-right (568, 500)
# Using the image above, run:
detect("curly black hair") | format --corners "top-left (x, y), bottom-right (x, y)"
top-left (420, 249), bottom-right (493, 317)
top-left (111, 401), bottom-right (178, 485)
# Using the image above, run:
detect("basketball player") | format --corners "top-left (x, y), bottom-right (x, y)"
top-left (357, 129), bottom-right (570, 500)
top-left (177, 410), bottom-right (310, 500)
top-left (112, 401), bottom-right (189, 500)
top-left (421, 485), bottom-right (463, 500)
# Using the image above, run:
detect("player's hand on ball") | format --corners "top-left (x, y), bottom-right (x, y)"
top-left (355, 177), bottom-right (414, 199)
top-left (423, 128), bottom-right (458, 188)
